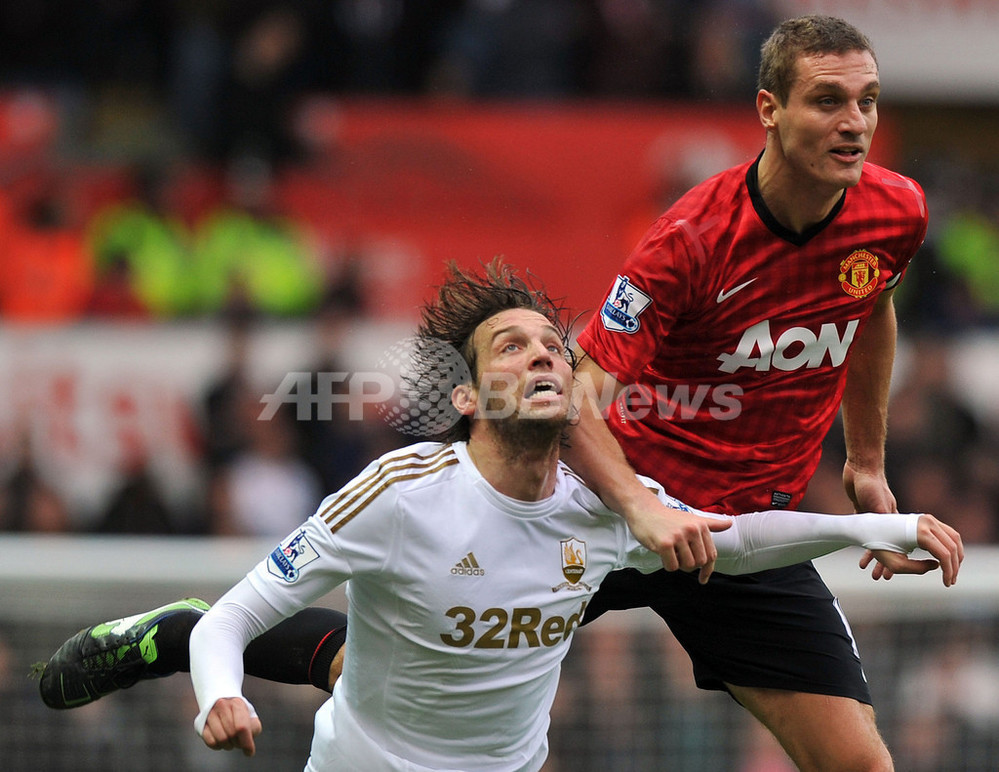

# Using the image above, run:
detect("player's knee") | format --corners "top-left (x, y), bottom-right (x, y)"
top-left (796, 739), bottom-right (892, 772)
top-left (859, 744), bottom-right (894, 772)
top-left (846, 749), bottom-right (892, 772)
top-left (836, 716), bottom-right (893, 772)
top-left (730, 685), bottom-right (893, 772)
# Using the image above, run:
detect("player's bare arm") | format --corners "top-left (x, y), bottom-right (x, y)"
top-left (202, 696), bottom-right (262, 757)
top-left (564, 350), bottom-right (730, 582)
top-left (841, 289), bottom-right (902, 578)
top-left (859, 513), bottom-right (964, 587)
top-left (842, 289), bottom-right (896, 510)
top-left (843, 297), bottom-right (965, 586)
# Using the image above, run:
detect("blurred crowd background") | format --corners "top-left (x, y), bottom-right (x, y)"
top-left (0, 0), bottom-right (996, 543)
top-left (0, 1), bottom-right (994, 543)
top-left (2, 2), bottom-right (999, 770)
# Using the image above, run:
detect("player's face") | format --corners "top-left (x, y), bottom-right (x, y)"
top-left (467, 308), bottom-right (574, 426)
top-left (766, 50), bottom-right (879, 194)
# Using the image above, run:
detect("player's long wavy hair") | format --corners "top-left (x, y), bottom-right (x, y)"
top-left (415, 258), bottom-right (576, 443)
top-left (758, 15), bottom-right (877, 106)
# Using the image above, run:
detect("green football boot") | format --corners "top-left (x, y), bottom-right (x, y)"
top-left (35, 598), bottom-right (211, 709)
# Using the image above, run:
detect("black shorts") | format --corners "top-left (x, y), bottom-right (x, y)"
top-left (582, 562), bottom-right (872, 705)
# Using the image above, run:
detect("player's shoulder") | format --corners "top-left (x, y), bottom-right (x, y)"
top-left (668, 161), bottom-right (752, 215)
top-left (632, 474), bottom-right (697, 513)
top-left (378, 440), bottom-right (455, 463)
top-left (351, 441), bottom-right (462, 495)
top-left (857, 162), bottom-right (927, 213)
top-left (860, 160), bottom-right (920, 187)
top-left (636, 161), bottom-right (753, 256)
top-left (557, 461), bottom-right (619, 519)
top-left (311, 442), bottom-right (460, 533)
top-left (556, 466), bottom-right (689, 517)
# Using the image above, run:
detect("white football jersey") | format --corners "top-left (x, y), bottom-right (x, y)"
top-left (254, 441), bottom-right (662, 771)
top-left (191, 441), bottom-right (920, 771)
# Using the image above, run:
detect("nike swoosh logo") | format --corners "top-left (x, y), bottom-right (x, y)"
top-left (716, 278), bottom-right (757, 303)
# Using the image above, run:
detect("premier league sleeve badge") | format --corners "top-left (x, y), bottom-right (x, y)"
top-left (268, 529), bottom-right (320, 583)
top-left (600, 275), bottom-right (653, 333)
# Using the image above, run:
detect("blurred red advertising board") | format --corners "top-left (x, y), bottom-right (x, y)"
top-left (282, 98), bottom-right (897, 321)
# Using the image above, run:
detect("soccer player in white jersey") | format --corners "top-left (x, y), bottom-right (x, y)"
top-left (175, 260), bottom-right (959, 771)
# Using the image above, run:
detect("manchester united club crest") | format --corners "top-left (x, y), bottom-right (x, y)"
top-left (838, 250), bottom-right (880, 299)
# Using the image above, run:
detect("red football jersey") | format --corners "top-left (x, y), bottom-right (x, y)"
top-left (576, 157), bottom-right (927, 514)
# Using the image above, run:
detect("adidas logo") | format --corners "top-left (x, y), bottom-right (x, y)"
top-left (451, 552), bottom-right (485, 576)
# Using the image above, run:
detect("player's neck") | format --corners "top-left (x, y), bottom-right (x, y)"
top-left (465, 432), bottom-right (561, 502)
top-left (757, 150), bottom-right (845, 234)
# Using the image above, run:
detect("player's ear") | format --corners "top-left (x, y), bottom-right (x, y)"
top-left (757, 89), bottom-right (778, 129)
top-left (451, 383), bottom-right (477, 417)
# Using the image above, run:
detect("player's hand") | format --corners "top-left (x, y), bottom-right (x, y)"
top-left (625, 494), bottom-right (731, 584)
top-left (843, 462), bottom-right (897, 514)
top-left (202, 697), bottom-right (262, 757)
top-left (859, 514), bottom-right (964, 587)
top-left (843, 461), bottom-right (900, 579)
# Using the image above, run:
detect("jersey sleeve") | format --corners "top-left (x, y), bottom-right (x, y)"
top-left (576, 217), bottom-right (703, 384)
top-left (899, 172), bottom-right (929, 265)
top-left (190, 469), bottom-right (404, 735)
top-left (190, 578), bottom-right (280, 735)
top-left (617, 476), bottom-right (922, 576)
top-left (711, 510), bottom-right (921, 574)
top-left (245, 483), bottom-right (398, 618)
top-left (877, 168), bottom-right (929, 292)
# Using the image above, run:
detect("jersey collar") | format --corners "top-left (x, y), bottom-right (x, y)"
top-left (746, 152), bottom-right (846, 247)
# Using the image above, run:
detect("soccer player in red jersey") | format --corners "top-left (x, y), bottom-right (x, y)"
top-left (563, 13), bottom-right (959, 772)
